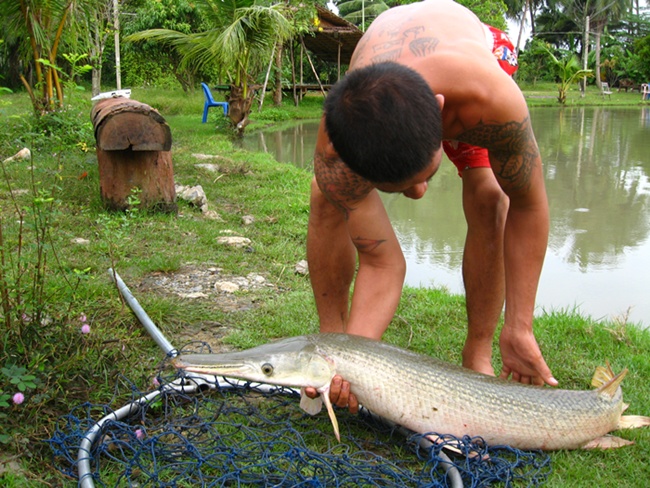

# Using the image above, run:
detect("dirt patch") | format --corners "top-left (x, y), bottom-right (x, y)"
top-left (136, 264), bottom-right (276, 311)
top-left (135, 264), bottom-right (279, 351)
top-left (173, 320), bottom-right (236, 353)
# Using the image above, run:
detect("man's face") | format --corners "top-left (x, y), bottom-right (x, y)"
top-left (374, 148), bottom-right (443, 200)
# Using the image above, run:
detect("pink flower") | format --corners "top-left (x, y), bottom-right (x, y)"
top-left (152, 377), bottom-right (160, 387)
top-left (13, 392), bottom-right (25, 405)
top-left (81, 324), bottom-right (91, 334)
top-left (135, 428), bottom-right (144, 440)
top-left (79, 314), bottom-right (87, 323)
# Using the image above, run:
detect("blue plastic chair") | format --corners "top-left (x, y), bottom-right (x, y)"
top-left (201, 83), bottom-right (229, 122)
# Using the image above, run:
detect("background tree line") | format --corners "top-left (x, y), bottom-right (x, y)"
top-left (1, 0), bottom-right (649, 123)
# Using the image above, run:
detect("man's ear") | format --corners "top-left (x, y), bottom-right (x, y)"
top-left (435, 93), bottom-right (445, 111)
top-left (325, 140), bottom-right (340, 160)
top-left (318, 117), bottom-right (340, 160)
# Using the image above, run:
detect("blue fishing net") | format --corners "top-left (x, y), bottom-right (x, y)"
top-left (47, 348), bottom-right (552, 487)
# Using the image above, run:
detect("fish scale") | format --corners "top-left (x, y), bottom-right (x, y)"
top-left (174, 333), bottom-right (649, 450)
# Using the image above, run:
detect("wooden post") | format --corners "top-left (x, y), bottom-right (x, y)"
top-left (91, 97), bottom-right (177, 213)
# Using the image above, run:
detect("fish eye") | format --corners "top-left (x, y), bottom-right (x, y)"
top-left (261, 363), bottom-right (274, 376)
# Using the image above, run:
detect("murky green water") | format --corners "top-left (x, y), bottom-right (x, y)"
top-left (241, 107), bottom-right (650, 327)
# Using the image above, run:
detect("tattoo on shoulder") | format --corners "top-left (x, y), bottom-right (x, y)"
top-left (458, 117), bottom-right (540, 191)
top-left (314, 149), bottom-right (373, 220)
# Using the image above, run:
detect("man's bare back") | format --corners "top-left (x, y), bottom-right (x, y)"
top-left (350, 0), bottom-right (525, 143)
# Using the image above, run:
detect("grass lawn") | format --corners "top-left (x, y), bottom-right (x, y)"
top-left (0, 81), bottom-right (649, 486)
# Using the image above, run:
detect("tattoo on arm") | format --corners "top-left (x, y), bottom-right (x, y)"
top-left (314, 149), bottom-right (373, 220)
top-left (458, 117), bottom-right (540, 192)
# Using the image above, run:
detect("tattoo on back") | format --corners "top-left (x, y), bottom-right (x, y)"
top-left (366, 23), bottom-right (439, 63)
top-left (409, 37), bottom-right (439, 57)
top-left (458, 117), bottom-right (539, 191)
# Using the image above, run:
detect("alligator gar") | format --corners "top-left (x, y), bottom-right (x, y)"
top-left (173, 333), bottom-right (650, 450)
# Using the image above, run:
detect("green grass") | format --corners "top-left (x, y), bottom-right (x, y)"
top-left (519, 80), bottom-right (650, 107)
top-left (0, 82), bottom-right (649, 486)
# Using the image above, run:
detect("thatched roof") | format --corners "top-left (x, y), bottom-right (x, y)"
top-left (301, 5), bottom-right (363, 65)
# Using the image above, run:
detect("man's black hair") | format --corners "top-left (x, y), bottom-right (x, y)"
top-left (324, 62), bottom-right (442, 184)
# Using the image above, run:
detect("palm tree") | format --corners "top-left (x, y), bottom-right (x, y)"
top-left (564, 0), bottom-right (633, 92)
top-left (335, 0), bottom-right (389, 31)
top-left (126, 0), bottom-right (295, 132)
top-left (1, 0), bottom-right (91, 113)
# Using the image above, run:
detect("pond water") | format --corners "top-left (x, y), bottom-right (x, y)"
top-left (240, 107), bottom-right (650, 328)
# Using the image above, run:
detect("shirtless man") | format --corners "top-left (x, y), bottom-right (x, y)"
top-left (306, 0), bottom-right (557, 410)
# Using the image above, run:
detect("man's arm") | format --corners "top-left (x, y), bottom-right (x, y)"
top-left (458, 88), bottom-right (557, 386)
top-left (308, 118), bottom-right (405, 339)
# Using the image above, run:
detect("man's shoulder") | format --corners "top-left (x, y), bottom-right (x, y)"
top-left (313, 149), bottom-right (374, 207)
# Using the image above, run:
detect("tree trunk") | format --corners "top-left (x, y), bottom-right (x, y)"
top-left (92, 68), bottom-right (102, 97)
top-left (515, 0), bottom-right (529, 55)
top-left (273, 43), bottom-right (283, 106)
top-left (529, 2), bottom-right (536, 37)
top-left (89, 22), bottom-right (106, 97)
top-left (595, 26), bottom-right (603, 87)
top-left (228, 84), bottom-right (256, 135)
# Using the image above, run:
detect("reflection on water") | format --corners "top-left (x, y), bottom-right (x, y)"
top-left (240, 119), bottom-right (319, 170)
top-left (240, 108), bottom-right (650, 327)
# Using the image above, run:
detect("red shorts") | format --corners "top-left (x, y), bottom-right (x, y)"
top-left (444, 25), bottom-right (518, 176)
top-left (443, 141), bottom-right (491, 175)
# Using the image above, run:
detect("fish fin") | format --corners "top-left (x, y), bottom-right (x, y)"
top-left (618, 415), bottom-right (650, 430)
top-left (582, 435), bottom-right (634, 449)
top-left (320, 389), bottom-right (341, 442)
top-left (591, 362), bottom-right (628, 399)
top-left (590, 361), bottom-right (615, 388)
top-left (299, 388), bottom-right (323, 415)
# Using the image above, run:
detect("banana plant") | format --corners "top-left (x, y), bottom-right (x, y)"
top-left (543, 46), bottom-right (593, 104)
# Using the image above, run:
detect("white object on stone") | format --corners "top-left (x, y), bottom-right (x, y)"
top-left (91, 89), bottom-right (132, 101)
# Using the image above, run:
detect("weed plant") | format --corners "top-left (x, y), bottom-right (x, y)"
top-left (0, 85), bottom-right (648, 486)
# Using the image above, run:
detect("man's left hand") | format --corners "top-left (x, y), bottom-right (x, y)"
top-left (499, 326), bottom-right (558, 387)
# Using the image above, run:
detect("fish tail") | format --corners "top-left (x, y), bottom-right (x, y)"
top-left (591, 361), bottom-right (628, 399)
top-left (618, 415), bottom-right (650, 430)
top-left (590, 363), bottom-right (650, 432)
